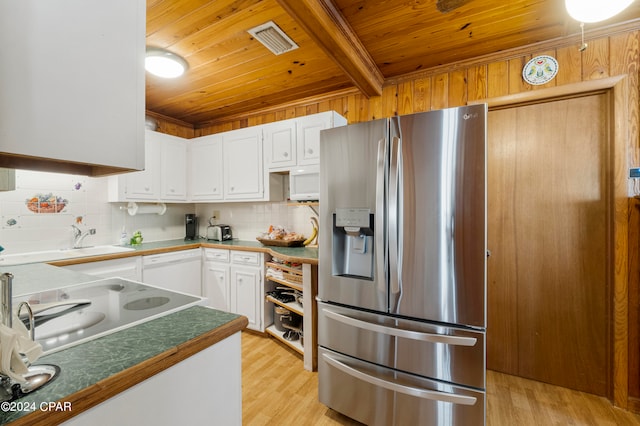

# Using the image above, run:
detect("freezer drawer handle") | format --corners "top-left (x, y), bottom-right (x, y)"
top-left (323, 309), bottom-right (477, 347)
top-left (322, 353), bottom-right (477, 406)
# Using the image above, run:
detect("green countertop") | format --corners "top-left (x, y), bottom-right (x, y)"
top-left (134, 238), bottom-right (318, 263)
top-left (0, 306), bottom-right (244, 425)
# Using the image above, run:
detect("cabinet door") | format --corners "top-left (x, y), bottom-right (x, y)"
top-left (124, 133), bottom-right (161, 200)
top-left (204, 261), bottom-right (231, 311)
top-left (188, 135), bottom-right (223, 201)
top-left (230, 266), bottom-right (261, 331)
top-left (160, 135), bottom-right (187, 201)
top-left (296, 115), bottom-right (331, 165)
top-left (264, 120), bottom-right (296, 169)
top-left (0, 1), bottom-right (145, 175)
top-left (223, 128), bottom-right (263, 200)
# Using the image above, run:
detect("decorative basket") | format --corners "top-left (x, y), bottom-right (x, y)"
top-left (26, 202), bottom-right (66, 214)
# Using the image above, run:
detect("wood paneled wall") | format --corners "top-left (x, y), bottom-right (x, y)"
top-left (149, 26), bottom-right (640, 411)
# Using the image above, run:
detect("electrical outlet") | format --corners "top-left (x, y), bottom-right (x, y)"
top-left (212, 210), bottom-right (220, 220)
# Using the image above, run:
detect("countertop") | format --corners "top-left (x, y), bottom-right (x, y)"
top-left (1, 306), bottom-right (247, 425)
top-left (0, 237), bottom-right (312, 424)
top-left (49, 238), bottom-right (318, 266)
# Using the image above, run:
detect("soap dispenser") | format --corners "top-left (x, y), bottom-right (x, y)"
top-left (119, 227), bottom-right (129, 246)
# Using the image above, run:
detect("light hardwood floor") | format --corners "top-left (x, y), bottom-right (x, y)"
top-left (242, 331), bottom-right (640, 425)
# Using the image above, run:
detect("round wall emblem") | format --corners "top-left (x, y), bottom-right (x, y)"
top-left (522, 55), bottom-right (559, 85)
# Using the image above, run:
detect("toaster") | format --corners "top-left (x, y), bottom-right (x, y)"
top-left (207, 224), bottom-right (232, 241)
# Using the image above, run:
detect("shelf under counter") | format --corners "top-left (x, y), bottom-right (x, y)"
top-left (267, 276), bottom-right (303, 292)
top-left (265, 324), bottom-right (304, 355)
top-left (266, 294), bottom-right (304, 316)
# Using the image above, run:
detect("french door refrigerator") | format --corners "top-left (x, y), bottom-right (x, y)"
top-left (318, 104), bottom-right (487, 426)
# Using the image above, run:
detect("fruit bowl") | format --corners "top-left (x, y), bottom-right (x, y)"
top-left (256, 237), bottom-right (306, 247)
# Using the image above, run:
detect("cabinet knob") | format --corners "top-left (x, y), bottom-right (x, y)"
top-left (144, 186), bottom-right (150, 191)
top-left (307, 148), bottom-right (314, 154)
top-left (283, 152), bottom-right (289, 157)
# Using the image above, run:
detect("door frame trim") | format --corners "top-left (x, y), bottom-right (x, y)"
top-left (471, 74), bottom-right (633, 409)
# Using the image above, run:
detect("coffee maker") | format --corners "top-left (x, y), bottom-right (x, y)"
top-left (185, 214), bottom-right (198, 240)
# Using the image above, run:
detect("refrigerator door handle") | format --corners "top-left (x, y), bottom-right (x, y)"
top-left (388, 135), bottom-right (401, 297)
top-left (323, 308), bottom-right (478, 347)
top-left (322, 352), bottom-right (477, 406)
top-left (376, 137), bottom-right (387, 293)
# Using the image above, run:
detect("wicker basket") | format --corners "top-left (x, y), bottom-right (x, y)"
top-left (26, 202), bottom-right (66, 214)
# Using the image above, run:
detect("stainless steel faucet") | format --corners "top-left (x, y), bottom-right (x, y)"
top-left (71, 225), bottom-right (96, 249)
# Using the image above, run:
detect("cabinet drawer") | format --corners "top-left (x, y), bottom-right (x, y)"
top-left (204, 248), bottom-right (230, 262)
top-left (230, 250), bottom-right (261, 266)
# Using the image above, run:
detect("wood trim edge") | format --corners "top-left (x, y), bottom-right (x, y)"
top-left (11, 316), bottom-right (248, 426)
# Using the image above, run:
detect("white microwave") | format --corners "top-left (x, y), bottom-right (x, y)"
top-left (289, 165), bottom-right (319, 201)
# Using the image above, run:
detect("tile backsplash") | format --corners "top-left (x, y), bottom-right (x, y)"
top-left (0, 170), bottom-right (313, 254)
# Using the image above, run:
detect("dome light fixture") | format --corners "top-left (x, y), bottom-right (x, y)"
top-left (565, 0), bottom-right (635, 23)
top-left (145, 48), bottom-right (188, 78)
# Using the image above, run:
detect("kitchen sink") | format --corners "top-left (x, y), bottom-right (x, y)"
top-left (14, 277), bottom-right (204, 354)
top-left (0, 245), bottom-right (135, 266)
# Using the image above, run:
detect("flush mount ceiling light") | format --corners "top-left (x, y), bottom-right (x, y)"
top-left (565, 0), bottom-right (635, 23)
top-left (145, 48), bottom-right (188, 78)
top-left (247, 21), bottom-right (299, 55)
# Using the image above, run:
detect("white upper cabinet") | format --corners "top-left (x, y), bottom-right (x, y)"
top-left (160, 135), bottom-right (188, 201)
top-left (296, 111), bottom-right (347, 165)
top-left (264, 119), bottom-right (297, 170)
top-left (223, 127), bottom-right (264, 200)
top-left (109, 130), bottom-right (185, 202)
top-left (188, 135), bottom-right (224, 201)
top-left (0, 0), bottom-right (145, 176)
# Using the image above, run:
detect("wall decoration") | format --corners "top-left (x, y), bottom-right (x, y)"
top-left (522, 55), bottom-right (558, 85)
top-left (25, 193), bottom-right (68, 213)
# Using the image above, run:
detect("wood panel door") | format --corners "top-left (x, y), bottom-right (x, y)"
top-left (487, 93), bottom-right (611, 396)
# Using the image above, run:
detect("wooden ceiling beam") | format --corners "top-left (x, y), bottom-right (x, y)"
top-left (276, 0), bottom-right (383, 97)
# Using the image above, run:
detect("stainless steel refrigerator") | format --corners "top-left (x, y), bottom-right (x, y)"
top-left (317, 104), bottom-right (487, 426)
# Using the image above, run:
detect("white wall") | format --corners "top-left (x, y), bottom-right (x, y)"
top-left (0, 170), bottom-right (191, 254)
top-left (0, 170), bottom-right (313, 254)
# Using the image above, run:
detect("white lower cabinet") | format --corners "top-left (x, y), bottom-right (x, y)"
top-left (203, 248), bottom-right (265, 331)
top-left (63, 257), bottom-right (142, 281)
top-left (203, 248), bottom-right (231, 312)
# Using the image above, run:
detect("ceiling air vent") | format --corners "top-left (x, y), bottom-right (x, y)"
top-left (247, 21), bottom-right (298, 55)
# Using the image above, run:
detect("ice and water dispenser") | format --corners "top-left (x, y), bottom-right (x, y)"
top-left (332, 208), bottom-right (375, 280)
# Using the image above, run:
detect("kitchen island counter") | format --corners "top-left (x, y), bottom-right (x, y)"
top-left (0, 264), bottom-right (247, 425)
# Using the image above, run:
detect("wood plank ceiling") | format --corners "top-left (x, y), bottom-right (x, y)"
top-left (145, 0), bottom-right (640, 127)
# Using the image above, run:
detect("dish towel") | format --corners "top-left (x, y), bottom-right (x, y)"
top-left (0, 316), bottom-right (43, 383)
